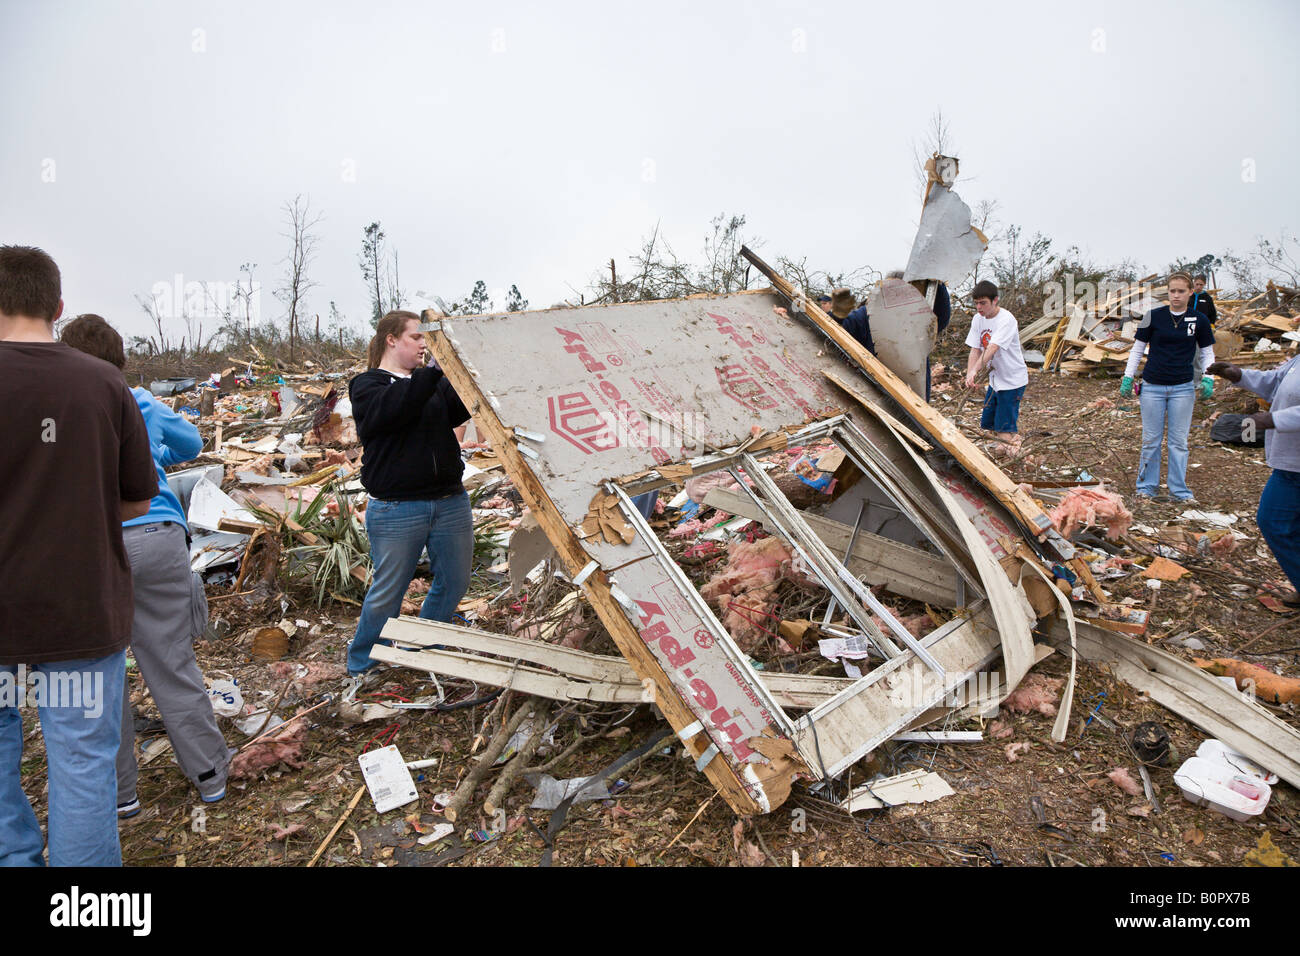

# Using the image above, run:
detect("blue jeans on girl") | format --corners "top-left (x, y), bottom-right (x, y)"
top-left (1137, 381), bottom-right (1196, 499)
top-left (347, 493), bottom-right (474, 675)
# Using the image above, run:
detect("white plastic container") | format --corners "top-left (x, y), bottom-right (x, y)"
top-left (1173, 755), bottom-right (1272, 822)
top-left (1195, 739), bottom-right (1279, 785)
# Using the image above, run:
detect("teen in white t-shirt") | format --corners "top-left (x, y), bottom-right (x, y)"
top-left (964, 282), bottom-right (1028, 457)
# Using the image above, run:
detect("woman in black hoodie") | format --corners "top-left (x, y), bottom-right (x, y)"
top-left (346, 311), bottom-right (472, 676)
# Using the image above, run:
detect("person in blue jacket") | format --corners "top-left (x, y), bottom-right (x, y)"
top-left (60, 315), bottom-right (230, 816)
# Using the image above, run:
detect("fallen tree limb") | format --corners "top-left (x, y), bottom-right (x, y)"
top-left (446, 701), bottom-right (534, 825)
top-left (485, 702), bottom-right (553, 817)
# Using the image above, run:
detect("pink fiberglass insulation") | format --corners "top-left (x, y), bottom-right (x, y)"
top-left (230, 715), bottom-right (310, 779)
top-left (699, 536), bottom-right (817, 653)
top-left (267, 660), bottom-right (346, 689)
top-left (684, 470), bottom-right (742, 504)
top-left (1001, 673), bottom-right (1065, 716)
top-left (1048, 486), bottom-right (1132, 540)
top-left (1107, 768), bottom-right (1143, 797)
top-left (668, 509), bottom-right (736, 539)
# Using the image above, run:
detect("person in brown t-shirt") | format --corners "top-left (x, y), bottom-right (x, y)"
top-left (0, 246), bottom-right (157, 867)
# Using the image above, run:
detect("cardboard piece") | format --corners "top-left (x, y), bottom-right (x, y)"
top-left (508, 510), bottom-right (555, 593)
top-left (838, 769), bottom-right (955, 812)
top-left (1143, 556), bottom-right (1190, 581)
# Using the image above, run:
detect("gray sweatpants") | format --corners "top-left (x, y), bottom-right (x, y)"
top-left (117, 522), bottom-right (229, 803)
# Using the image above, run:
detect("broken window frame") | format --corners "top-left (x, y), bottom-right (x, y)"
top-left (602, 414), bottom-right (1011, 783)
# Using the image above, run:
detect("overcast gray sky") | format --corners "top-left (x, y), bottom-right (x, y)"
top-left (3, 0), bottom-right (1297, 341)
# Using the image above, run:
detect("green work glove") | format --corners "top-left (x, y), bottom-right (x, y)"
top-left (1119, 376), bottom-right (1134, 397)
top-left (1199, 375), bottom-right (1213, 399)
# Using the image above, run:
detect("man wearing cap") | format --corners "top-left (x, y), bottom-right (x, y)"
top-left (832, 288), bottom-right (875, 355)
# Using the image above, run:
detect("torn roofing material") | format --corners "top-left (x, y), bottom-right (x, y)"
top-left (902, 183), bottom-right (989, 289)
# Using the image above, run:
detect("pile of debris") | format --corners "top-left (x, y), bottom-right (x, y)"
top-left (358, 263), bottom-right (1300, 830)
top-left (1016, 278), bottom-right (1299, 375)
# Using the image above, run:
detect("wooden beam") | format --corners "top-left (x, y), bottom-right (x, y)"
top-left (371, 644), bottom-right (637, 703)
top-left (383, 616), bottom-right (643, 685)
top-left (424, 310), bottom-right (769, 815)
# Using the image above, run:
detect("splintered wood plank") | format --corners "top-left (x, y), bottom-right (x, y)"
top-left (376, 618), bottom-right (853, 709)
top-left (370, 644), bottom-right (635, 703)
top-left (384, 616), bottom-right (642, 685)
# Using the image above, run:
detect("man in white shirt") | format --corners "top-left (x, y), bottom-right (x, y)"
top-left (964, 280), bottom-right (1029, 458)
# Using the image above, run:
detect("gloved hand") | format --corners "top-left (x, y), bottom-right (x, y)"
top-left (1199, 375), bottom-right (1213, 399)
top-left (1120, 376), bottom-right (1134, 397)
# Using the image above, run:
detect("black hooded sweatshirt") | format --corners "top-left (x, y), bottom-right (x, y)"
top-left (349, 365), bottom-right (470, 500)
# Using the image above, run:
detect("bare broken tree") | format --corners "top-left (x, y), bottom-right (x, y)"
top-left (235, 261), bottom-right (257, 342)
top-left (967, 199), bottom-right (1002, 291)
top-left (987, 224), bottom-right (1056, 317)
top-left (276, 195), bottom-right (323, 363)
top-left (583, 222), bottom-right (693, 303)
top-left (1254, 230), bottom-right (1300, 287)
top-left (359, 222), bottom-right (386, 325)
top-left (385, 249), bottom-right (405, 312)
top-left (911, 107), bottom-right (956, 195)
top-left (583, 215), bottom-right (877, 309)
top-left (700, 214), bottom-right (759, 294)
top-left (585, 214), bottom-right (767, 304)
top-left (134, 291), bottom-right (171, 356)
top-left (774, 254), bottom-right (878, 304)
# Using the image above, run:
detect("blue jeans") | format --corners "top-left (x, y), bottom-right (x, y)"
top-left (348, 493), bottom-right (474, 675)
top-left (1137, 381), bottom-right (1196, 498)
top-left (980, 385), bottom-right (1026, 433)
top-left (1257, 469), bottom-right (1300, 593)
top-left (0, 651), bottom-right (126, 866)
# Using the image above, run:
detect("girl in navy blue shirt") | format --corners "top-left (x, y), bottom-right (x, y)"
top-left (1119, 272), bottom-right (1216, 503)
